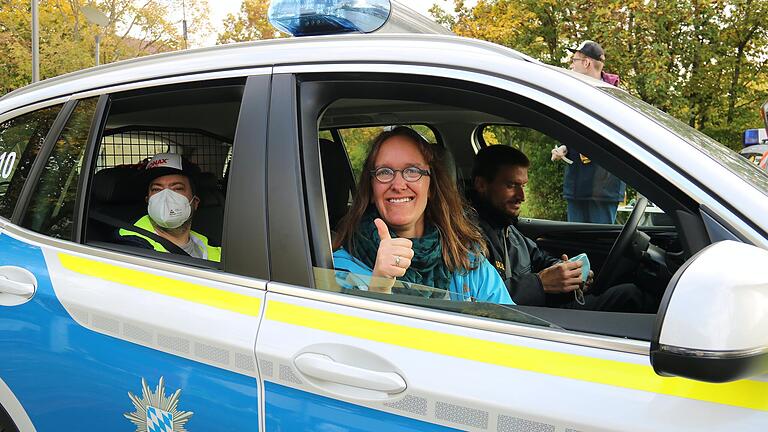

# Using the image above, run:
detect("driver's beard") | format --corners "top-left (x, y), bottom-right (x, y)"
top-left (156, 220), bottom-right (192, 237)
top-left (156, 210), bottom-right (195, 238)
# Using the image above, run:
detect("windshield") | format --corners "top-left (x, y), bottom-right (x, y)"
top-left (602, 87), bottom-right (768, 196)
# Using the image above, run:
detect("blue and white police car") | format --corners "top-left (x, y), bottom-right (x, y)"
top-left (740, 128), bottom-right (768, 170)
top-left (1, 1), bottom-right (768, 431)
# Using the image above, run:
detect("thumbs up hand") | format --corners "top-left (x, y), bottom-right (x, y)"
top-left (371, 218), bottom-right (415, 286)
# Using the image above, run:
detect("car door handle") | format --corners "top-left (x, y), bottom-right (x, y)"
top-left (0, 266), bottom-right (37, 297)
top-left (294, 353), bottom-right (406, 393)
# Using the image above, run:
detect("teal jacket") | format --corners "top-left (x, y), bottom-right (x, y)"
top-left (333, 248), bottom-right (514, 304)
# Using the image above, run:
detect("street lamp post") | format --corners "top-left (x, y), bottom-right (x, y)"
top-left (32, 0), bottom-right (39, 82)
top-left (81, 6), bottom-right (109, 66)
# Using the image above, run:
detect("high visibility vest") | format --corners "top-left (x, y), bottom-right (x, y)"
top-left (118, 215), bottom-right (221, 262)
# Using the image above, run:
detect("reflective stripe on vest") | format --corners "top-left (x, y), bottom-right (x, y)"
top-left (118, 215), bottom-right (221, 262)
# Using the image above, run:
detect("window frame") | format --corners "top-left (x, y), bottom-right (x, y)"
top-left (77, 79), bottom-right (248, 271)
top-left (19, 96), bottom-right (100, 242)
top-left (10, 100), bottom-right (77, 224)
top-left (278, 68), bottom-right (714, 345)
top-left (0, 103), bottom-right (66, 219)
top-left (12, 74), bottom-right (272, 277)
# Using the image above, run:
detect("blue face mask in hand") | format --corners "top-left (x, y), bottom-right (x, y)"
top-left (568, 253), bottom-right (590, 305)
top-left (569, 253), bottom-right (590, 281)
top-left (147, 189), bottom-right (192, 229)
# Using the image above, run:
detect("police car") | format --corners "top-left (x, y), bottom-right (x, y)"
top-left (1, 1), bottom-right (767, 431)
top-left (740, 128), bottom-right (768, 170)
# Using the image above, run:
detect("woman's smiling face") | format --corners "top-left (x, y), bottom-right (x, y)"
top-left (371, 136), bottom-right (431, 238)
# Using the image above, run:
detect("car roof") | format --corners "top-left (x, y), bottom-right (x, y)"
top-left (0, 33), bottom-right (607, 115)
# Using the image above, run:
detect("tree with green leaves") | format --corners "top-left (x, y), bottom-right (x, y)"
top-left (432, 0), bottom-right (768, 149)
top-left (431, 0), bottom-right (768, 220)
top-left (217, 0), bottom-right (284, 44)
top-left (0, 0), bottom-right (210, 94)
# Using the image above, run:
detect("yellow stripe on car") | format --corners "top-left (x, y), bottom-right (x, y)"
top-left (58, 253), bottom-right (261, 317)
top-left (266, 300), bottom-right (768, 412)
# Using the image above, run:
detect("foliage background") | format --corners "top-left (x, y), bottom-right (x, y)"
top-left (431, 0), bottom-right (768, 150)
top-left (430, 0), bottom-right (768, 220)
top-left (2, 0), bottom-right (767, 221)
top-left (0, 0), bottom-right (210, 94)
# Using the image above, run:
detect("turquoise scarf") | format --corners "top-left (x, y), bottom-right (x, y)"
top-left (350, 207), bottom-right (452, 294)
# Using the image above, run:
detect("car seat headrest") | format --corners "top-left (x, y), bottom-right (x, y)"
top-left (433, 145), bottom-right (458, 186)
top-left (195, 172), bottom-right (225, 207)
top-left (92, 166), bottom-right (145, 204)
top-left (320, 138), bottom-right (355, 229)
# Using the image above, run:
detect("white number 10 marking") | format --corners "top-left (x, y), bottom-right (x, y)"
top-left (0, 152), bottom-right (17, 179)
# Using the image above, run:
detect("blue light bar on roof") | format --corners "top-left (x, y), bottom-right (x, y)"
top-left (268, 0), bottom-right (391, 37)
top-left (744, 129), bottom-right (760, 147)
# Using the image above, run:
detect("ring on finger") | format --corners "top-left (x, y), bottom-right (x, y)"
top-left (394, 255), bottom-right (401, 267)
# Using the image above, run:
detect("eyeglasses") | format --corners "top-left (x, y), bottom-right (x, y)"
top-left (571, 56), bottom-right (588, 63)
top-left (370, 166), bottom-right (431, 183)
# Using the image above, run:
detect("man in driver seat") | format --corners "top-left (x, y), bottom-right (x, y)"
top-left (116, 153), bottom-right (221, 262)
top-left (470, 145), bottom-right (651, 312)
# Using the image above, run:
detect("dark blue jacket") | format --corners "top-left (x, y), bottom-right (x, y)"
top-left (563, 72), bottom-right (625, 202)
top-left (562, 150), bottom-right (625, 201)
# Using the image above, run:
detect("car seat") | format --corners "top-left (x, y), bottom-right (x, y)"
top-left (88, 166), bottom-right (146, 242)
top-left (191, 172), bottom-right (225, 246)
top-left (432, 145), bottom-right (459, 188)
top-left (319, 138), bottom-right (356, 229)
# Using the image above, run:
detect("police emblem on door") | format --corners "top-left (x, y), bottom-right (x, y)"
top-left (147, 406), bottom-right (174, 432)
top-left (124, 376), bottom-right (193, 432)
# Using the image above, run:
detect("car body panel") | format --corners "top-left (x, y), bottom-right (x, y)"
top-left (258, 290), bottom-right (768, 431)
top-left (0, 25), bottom-right (766, 432)
top-left (0, 225), bottom-right (264, 430)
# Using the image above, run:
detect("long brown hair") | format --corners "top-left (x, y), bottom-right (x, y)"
top-left (333, 127), bottom-right (487, 273)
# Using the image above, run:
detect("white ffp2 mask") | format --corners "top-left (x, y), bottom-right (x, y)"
top-left (147, 189), bottom-right (192, 229)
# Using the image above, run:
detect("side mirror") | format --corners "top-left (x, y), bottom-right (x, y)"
top-left (651, 240), bottom-right (768, 383)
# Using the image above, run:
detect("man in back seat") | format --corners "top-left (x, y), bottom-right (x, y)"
top-left (115, 153), bottom-right (221, 262)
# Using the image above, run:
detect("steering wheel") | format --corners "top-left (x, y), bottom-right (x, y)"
top-left (591, 196), bottom-right (647, 295)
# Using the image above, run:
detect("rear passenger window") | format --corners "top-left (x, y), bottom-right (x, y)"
top-left (22, 99), bottom-right (97, 239)
top-left (85, 79), bottom-right (245, 267)
top-left (0, 104), bottom-right (63, 219)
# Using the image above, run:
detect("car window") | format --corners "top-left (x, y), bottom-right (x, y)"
top-left (298, 78), bottom-right (691, 339)
top-left (312, 99), bottom-right (560, 330)
top-left (0, 104), bottom-right (63, 219)
top-left (604, 87), bottom-right (768, 196)
top-left (479, 124), bottom-right (671, 227)
top-left (85, 79), bottom-right (245, 267)
top-left (22, 98), bottom-right (97, 239)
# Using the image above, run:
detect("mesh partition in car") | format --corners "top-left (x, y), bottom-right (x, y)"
top-left (97, 128), bottom-right (232, 179)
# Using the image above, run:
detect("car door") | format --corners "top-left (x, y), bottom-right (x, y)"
top-left (254, 67), bottom-right (768, 431)
top-left (0, 73), bottom-right (270, 431)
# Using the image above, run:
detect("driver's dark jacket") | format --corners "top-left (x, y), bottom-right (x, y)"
top-left (470, 194), bottom-right (560, 305)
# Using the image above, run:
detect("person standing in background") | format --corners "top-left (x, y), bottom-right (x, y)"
top-left (551, 40), bottom-right (626, 224)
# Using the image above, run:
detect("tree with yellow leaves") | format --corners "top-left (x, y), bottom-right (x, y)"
top-left (0, 0), bottom-right (210, 94)
top-left (217, 0), bottom-right (284, 44)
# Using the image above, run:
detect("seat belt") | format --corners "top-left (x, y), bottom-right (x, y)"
top-left (502, 226), bottom-right (513, 281)
top-left (90, 212), bottom-right (191, 257)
